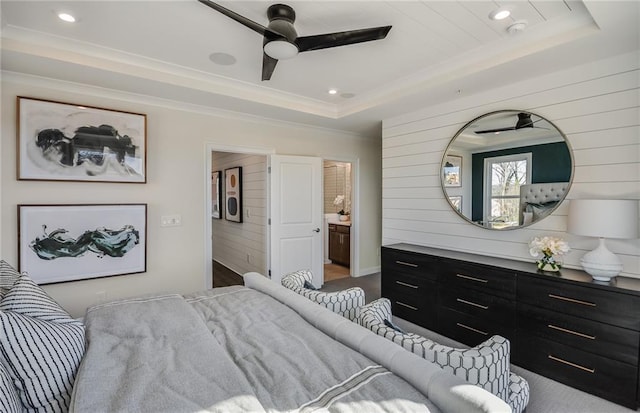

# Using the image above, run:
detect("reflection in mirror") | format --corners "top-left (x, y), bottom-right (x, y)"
top-left (442, 110), bottom-right (573, 230)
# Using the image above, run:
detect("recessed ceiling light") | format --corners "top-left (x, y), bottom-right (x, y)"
top-left (209, 52), bottom-right (236, 66)
top-left (328, 89), bottom-right (338, 95)
top-left (340, 92), bottom-right (355, 99)
top-left (57, 12), bottom-right (76, 23)
top-left (489, 8), bottom-right (510, 21)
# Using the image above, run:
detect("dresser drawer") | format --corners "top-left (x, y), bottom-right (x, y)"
top-left (517, 335), bottom-right (638, 409)
top-left (440, 259), bottom-right (515, 299)
top-left (387, 290), bottom-right (437, 330)
top-left (518, 275), bottom-right (640, 330)
top-left (438, 307), bottom-right (515, 346)
top-left (382, 249), bottom-right (439, 282)
top-left (382, 270), bottom-right (435, 300)
top-left (439, 287), bottom-right (515, 327)
top-left (518, 302), bottom-right (639, 365)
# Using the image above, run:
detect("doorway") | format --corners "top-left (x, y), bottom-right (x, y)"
top-left (323, 160), bottom-right (352, 282)
top-left (204, 145), bottom-right (358, 290)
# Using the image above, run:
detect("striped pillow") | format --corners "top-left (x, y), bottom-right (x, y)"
top-left (0, 362), bottom-right (21, 413)
top-left (0, 274), bottom-right (85, 412)
top-left (0, 273), bottom-right (74, 322)
top-left (0, 260), bottom-right (21, 299)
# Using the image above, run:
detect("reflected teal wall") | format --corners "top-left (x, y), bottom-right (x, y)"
top-left (471, 142), bottom-right (571, 222)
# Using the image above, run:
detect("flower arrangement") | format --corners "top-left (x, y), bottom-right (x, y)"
top-left (529, 236), bottom-right (570, 272)
top-left (333, 195), bottom-right (347, 215)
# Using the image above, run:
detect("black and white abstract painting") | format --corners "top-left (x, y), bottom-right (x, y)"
top-left (225, 167), bottom-right (242, 223)
top-left (18, 97), bottom-right (146, 183)
top-left (18, 204), bottom-right (147, 284)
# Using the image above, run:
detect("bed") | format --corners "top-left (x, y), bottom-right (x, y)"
top-left (0, 263), bottom-right (510, 413)
top-left (519, 182), bottom-right (569, 225)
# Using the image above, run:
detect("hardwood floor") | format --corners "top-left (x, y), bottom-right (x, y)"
top-left (324, 263), bottom-right (350, 281)
top-left (212, 260), bottom-right (243, 288)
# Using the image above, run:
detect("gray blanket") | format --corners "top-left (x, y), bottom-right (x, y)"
top-left (71, 287), bottom-right (439, 412)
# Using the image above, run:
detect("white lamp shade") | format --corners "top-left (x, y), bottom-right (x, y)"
top-left (567, 199), bottom-right (639, 239)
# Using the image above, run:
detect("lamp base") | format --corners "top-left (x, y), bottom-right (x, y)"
top-left (580, 238), bottom-right (622, 282)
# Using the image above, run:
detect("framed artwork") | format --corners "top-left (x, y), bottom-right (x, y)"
top-left (449, 195), bottom-right (462, 212)
top-left (18, 204), bottom-right (147, 284)
top-left (17, 96), bottom-right (147, 183)
top-left (443, 155), bottom-right (462, 187)
top-left (212, 170), bottom-right (222, 219)
top-left (225, 167), bottom-right (242, 223)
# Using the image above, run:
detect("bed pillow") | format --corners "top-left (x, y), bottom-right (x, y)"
top-left (0, 273), bottom-right (74, 322)
top-left (0, 362), bottom-right (22, 413)
top-left (0, 273), bottom-right (85, 412)
top-left (0, 260), bottom-right (21, 299)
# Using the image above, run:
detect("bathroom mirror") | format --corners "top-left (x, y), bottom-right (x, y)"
top-left (441, 110), bottom-right (573, 230)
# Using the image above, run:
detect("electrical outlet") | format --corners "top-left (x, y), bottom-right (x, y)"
top-left (161, 214), bottom-right (182, 227)
top-left (246, 253), bottom-right (251, 264)
top-left (245, 208), bottom-right (250, 218)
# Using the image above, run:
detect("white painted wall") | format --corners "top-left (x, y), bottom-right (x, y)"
top-left (0, 73), bottom-right (382, 317)
top-left (211, 152), bottom-right (268, 276)
top-left (382, 51), bottom-right (640, 279)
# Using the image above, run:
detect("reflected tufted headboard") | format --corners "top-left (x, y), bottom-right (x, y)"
top-left (519, 182), bottom-right (569, 225)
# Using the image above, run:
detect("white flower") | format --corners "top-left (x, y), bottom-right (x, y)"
top-left (333, 195), bottom-right (344, 206)
top-left (528, 236), bottom-right (570, 258)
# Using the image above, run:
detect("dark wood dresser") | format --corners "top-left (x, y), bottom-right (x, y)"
top-left (381, 243), bottom-right (640, 409)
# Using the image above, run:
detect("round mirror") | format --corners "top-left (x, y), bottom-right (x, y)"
top-left (441, 110), bottom-right (573, 230)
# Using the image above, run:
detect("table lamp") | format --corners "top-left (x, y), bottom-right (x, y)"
top-left (567, 199), bottom-right (639, 281)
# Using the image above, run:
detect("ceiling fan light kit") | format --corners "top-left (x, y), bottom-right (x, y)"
top-left (198, 0), bottom-right (391, 81)
top-left (264, 40), bottom-right (298, 60)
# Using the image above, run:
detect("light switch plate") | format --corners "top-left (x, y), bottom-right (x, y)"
top-left (161, 214), bottom-right (182, 227)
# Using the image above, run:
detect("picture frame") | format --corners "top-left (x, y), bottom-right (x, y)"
top-left (18, 204), bottom-right (147, 284)
top-left (443, 155), bottom-right (462, 187)
top-left (449, 195), bottom-right (462, 212)
top-left (224, 167), bottom-right (242, 223)
top-left (212, 170), bottom-right (222, 219)
top-left (17, 96), bottom-right (147, 183)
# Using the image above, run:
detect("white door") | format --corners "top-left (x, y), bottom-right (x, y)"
top-left (269, 155), bottom-right (323, 286)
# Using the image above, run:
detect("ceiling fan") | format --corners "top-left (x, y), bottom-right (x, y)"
top-left (474, 112), bottom-right (547, 134)
top-left (198, 0), bottom-right (392, 81)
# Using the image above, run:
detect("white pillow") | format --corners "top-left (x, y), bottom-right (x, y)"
top-left (0, 274), bottom-right (85, 412)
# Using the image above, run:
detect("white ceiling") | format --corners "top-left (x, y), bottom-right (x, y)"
top-left (1, 1), bottom-right (638, 136)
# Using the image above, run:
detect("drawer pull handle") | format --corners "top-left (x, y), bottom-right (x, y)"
top-left (548, 294), bottom-right (596, 307)
top-left (547, 324), bottom-right (596, 340)
top-left (548, 355), bottom-right (595, 373)
top-left (455, 274), bottom-right (488, 284)
top-left (456, 323), bottom-right (488, 336)
top-left (396, 301), bottom-right (418, 311)
top-left (396, 260), bottom-right (418, 268)
top-left (396, 280), bottom-right (419, 289)
top-left (456, 298), bottom-right (489, 310)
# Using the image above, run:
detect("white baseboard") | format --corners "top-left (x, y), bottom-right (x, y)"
top-left (354, 265), bottom-right (380, 277)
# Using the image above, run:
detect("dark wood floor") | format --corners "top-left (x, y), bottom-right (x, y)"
top-left (213, 260), bottom-right (243, 288)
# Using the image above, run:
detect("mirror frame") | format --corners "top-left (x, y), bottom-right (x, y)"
top-left (441, 110), bottom-right (574, 230)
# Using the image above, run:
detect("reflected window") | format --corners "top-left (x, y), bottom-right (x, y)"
top-left (483, 153), bottom-right (532, 228)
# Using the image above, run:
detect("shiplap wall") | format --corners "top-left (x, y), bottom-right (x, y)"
top-left (382, 51), bottom-right (640, 279)
top-left (212, 152), bottom-right (267, 275)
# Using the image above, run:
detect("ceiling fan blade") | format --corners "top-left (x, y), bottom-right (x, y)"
top-left (474, 127), bottom-right (516, 134)
top-left (262, 53), bottom-right (278, 81)
top-left (198, 0), bottom-right (285, 39)
top-left (295, 26), bottom-right (391, 52)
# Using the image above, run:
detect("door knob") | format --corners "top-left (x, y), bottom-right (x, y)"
top-left (313, 228), bottom-right (320, 232)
